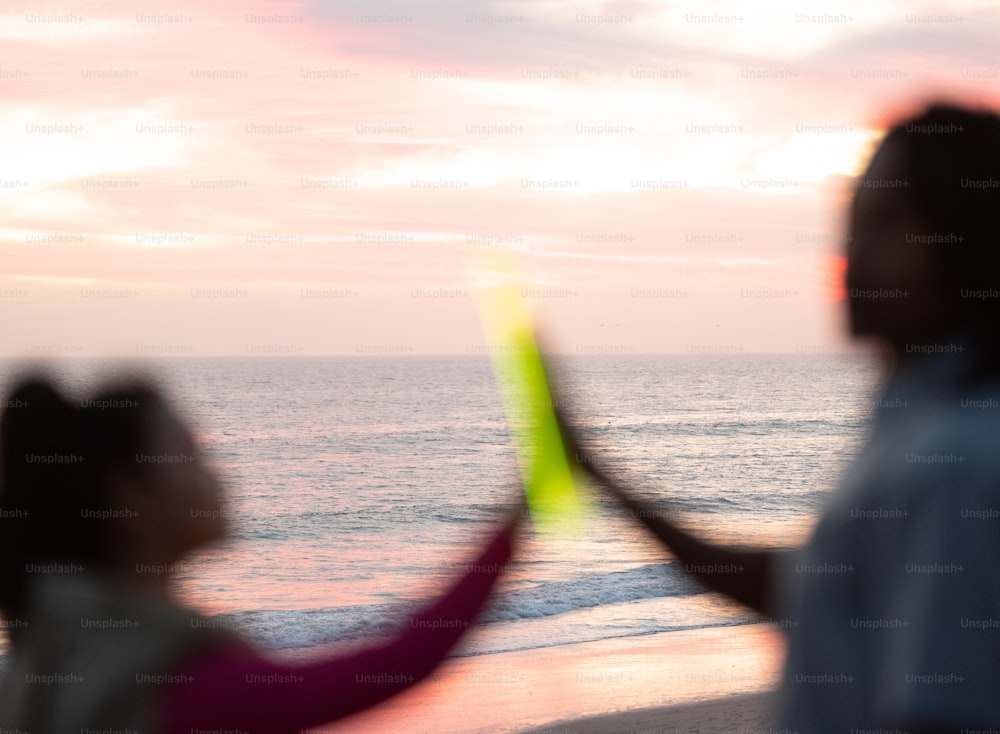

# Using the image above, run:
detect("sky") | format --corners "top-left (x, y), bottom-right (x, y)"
top-left (1, 0), bottom-right (999, 356)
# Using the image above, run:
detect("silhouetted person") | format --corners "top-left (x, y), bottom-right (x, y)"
top-left (560, 101), bottom-right (1000, 733)
top-left (0, 377), bottom-right (523, 733)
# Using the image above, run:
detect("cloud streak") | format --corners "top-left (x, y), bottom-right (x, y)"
top-left (0, 0), bottom-right (997, 354)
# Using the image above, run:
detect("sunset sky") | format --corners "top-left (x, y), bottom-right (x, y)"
top-left (2, 0), bottom-right (998, 356)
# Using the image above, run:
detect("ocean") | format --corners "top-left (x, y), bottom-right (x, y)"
top-left (0, 354), bottom-right (883, 665)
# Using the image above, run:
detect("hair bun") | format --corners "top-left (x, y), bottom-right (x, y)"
top-left (1, 377), bottom-right (81, 464)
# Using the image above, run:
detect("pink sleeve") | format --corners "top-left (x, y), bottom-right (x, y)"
top-left (159, 526), bottom-right (514, 734)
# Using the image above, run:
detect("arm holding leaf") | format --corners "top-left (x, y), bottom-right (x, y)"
top-left (552, 393), bottom-right (793, 617)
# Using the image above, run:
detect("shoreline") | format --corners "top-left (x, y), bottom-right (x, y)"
top-left (521, 692), bottom-right (776, 734)
top-left (317, 621), bottom-right (786, 733)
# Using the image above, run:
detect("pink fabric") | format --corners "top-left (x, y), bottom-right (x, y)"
top-left (159, 527), bottom-right (513, 734)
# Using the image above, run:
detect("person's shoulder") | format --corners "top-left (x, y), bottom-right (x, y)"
top-left (872, 395), bottom-right (1000, 508)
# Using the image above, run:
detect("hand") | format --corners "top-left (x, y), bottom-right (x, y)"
top-left (546, 372), bottom-right (634, 509)
top-left (548, 388), bottom-right (609, 489)
top-left (504, 491), bottom-right (529, 530)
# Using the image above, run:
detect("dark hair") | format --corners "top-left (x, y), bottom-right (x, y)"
top-left (867, 102), bottom-right (1000, 361)
top-left (0, 375), bottom-right (170, 626)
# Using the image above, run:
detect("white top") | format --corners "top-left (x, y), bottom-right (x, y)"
top-left (0, 572), bottom-right (232, 734)
top-left (774, 343), bottom-right (1000, 732)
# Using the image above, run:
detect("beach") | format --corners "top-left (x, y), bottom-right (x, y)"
top-left (316, 622), bottom-right (785, 733)
top-left (524, 693), bottom-right (774, 734)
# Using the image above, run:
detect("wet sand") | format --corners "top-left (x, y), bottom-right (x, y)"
top-left (317, 622), bottom-right (785, 733)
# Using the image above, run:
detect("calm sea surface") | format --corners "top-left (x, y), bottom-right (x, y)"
top-left (0, 354), bottom-right (883, 663)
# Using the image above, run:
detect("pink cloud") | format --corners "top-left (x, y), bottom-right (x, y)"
top-left (1, 0), bottom-right (997, 355)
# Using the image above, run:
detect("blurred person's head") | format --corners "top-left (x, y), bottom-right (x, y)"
top-left (846, 102), bottom-right (1000, 368)
top-left (0, 376), bottom-right (227, 627)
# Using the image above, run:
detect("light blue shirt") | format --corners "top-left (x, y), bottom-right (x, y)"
top-left (775, 342), bottom-right (1000, 732)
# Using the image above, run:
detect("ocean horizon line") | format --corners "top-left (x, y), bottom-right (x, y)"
top-left (0, 349), bottom-right (862, 360)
